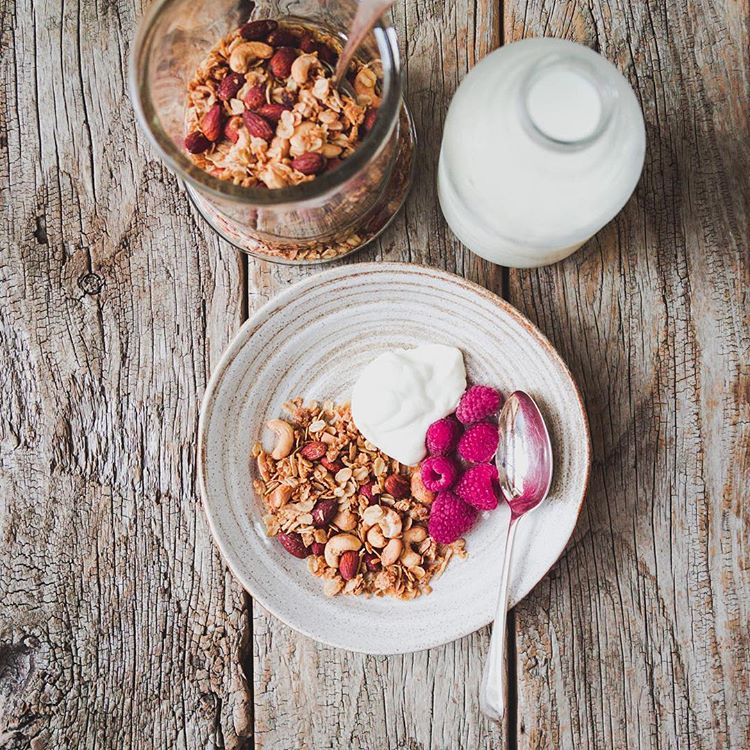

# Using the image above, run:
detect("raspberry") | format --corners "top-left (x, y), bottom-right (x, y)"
top-left (458, 422), bottom-right (499, 463)
top-left (425, 417), bottom-right (461, 456)
top-left (456, 464), bottom-right (500, 510)
top-left (456, 385), bottom-right (503, 424)
top-left (420, 455), bottom-right (458, 492)
top-left (428, 491), bottom-right (478, 543)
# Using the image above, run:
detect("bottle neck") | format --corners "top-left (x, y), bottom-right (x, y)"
top-left (518, 53), bottom-right (615, 150)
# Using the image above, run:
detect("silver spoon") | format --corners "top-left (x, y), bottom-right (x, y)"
top-left (479, 391), bottom-right (553, 722)
top-left (332, 0), bottom-right (395, 89)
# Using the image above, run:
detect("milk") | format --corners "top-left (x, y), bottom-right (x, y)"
top-left (438, 39), bottom-right (646, 268)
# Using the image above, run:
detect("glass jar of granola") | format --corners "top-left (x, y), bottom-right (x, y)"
top-left (130, 0), bottom-right (415, 263)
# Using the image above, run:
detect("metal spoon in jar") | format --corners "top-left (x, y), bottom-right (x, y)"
top-left (479, 391), bottom-right (554, 722)
top-left (332, 0), bottom-right (395, 89)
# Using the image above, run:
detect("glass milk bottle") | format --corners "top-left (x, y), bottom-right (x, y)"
top-left (438, 38), bottom-right (646, 268)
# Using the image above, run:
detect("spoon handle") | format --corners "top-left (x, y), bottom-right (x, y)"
top-left (479, 515), bottom-right (519, 722)
top-left (332, 0), bottom-right (395, 88)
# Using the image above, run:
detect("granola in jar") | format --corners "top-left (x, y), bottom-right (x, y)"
top-left (184, 20), bottom-right (380, 189)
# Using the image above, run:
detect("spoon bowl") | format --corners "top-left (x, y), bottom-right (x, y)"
top-left (497, 391), bottom-right (553, 516)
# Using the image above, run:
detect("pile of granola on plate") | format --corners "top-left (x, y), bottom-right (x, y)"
top-left (184, 19), bottom-right (380, 188)
top-left (253, 399), bottom-right (467, 599)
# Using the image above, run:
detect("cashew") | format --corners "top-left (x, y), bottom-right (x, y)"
top-left (361, 504), bottom-right (384, 527)
top-left (257, 453), bottom-right (273, 482)
top-left (411, 470), bottom-right (435, 505)
top-left (324, 533), bottom-right (362, 568)
top-left (366, 525), bottom-right (387, 548)
top-left (333, 509), bottom-right (357, 531)
top-left (399, 525), bottom-right (427, 569)
top-left (229, 41), bottom-right (274, 73)
top-left (267, 419), bottom-right (294, 460)
top-left (403, 526), bottom-right (428, 546)
top-left (268, 484), bottom-right (292, 509)
top-left (400, 549), bottom-right (421, 569)
top-left (291, 53), bottom-right (319, 84)
top-left (380, 538), bottom-right (403, 567)
top-left (379, 508), bottom-right (402, 539)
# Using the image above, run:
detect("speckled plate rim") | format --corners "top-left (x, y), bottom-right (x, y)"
top-left (198, 262), bottom-right (591, 654)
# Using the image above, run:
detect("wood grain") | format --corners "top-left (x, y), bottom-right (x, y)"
top-left (2, 0), bottom-right (748, 745)
top-left (504, 0), bottom-right (750, 747)
top-left (0, 0), bottom-right (252, 746)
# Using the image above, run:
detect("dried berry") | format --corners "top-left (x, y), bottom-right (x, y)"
top-left (312, 499), bottom-right (338, 528)
top-left (363, 552), bottom-right (381, 572)
top-left (184, 131), bottom-right (211, 154)
top-left (384, 474), bottom-right (410, 499)
top-left (311, 541), bottom-right (326, 556)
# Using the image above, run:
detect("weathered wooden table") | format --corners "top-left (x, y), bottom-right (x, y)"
top-left (2, 0), bottom-right (748, 747)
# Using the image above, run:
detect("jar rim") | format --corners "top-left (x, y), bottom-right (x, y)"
top-left (128, 0), bottom-right (403, 207)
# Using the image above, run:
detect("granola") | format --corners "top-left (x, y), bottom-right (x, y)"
top-left (253, 399), bottom-right (467, 599)
top-left (185, 21), bottom-right (379, 188)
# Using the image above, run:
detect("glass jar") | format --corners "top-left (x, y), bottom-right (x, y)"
top-left (130, 0), bottom-right (415, 263)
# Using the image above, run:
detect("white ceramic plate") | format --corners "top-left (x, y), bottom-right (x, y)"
top-left (198, 263), bottom-right (590, 654)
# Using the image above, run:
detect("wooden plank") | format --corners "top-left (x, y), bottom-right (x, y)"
top-left (0, 0), bottom-right (252, 746)
top-left (248, 2), bottom-right (509, 749)
top-left (504, 0), bottom-right (750, 748)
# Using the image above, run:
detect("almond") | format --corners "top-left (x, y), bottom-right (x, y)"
top-left (277, 531), bottom-right (309, 559)
top-left (267, 28), bottom-right (298, 47)
top-left (321, 457), bottom-right (343, 472)
top-left (291, 151), bottom-right (326, 175)
top-left (200, 103), bottom-right (224, 142)
top-left (312, 499), bottom-right (338, 528)
top-left (257, 103), bottom-right (290, 123)
top-left (243, 84), bottom-right (266, 111)
top-left (239, 19), bottom-right (277, 40)
top-left (242, 110), bottom-right (274, 141)
top-left (384, 474), bottom-right (410, 499)
top-left (301, 441), bottom-right (327, 460)
top-left (217, 72), bottom-right (245, 101)
top-left (338, 550), bottom-right (360, 581)
top-left (269, 47), bottom-right (298, 79)
top-left (224, 116), bottom-right (243, 144)
top-left (184, 131), bottom-right (211, 154)
top-left (363, 107), bottom-right (378, 134)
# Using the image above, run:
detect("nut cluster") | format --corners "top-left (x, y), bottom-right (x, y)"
top-left (185, 20), bottom-right (380, 189)
top-left (253, 399), bottom-right (467, 599)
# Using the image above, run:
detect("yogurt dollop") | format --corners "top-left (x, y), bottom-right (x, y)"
top-left (351, 345), bottom-right (466, 466)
